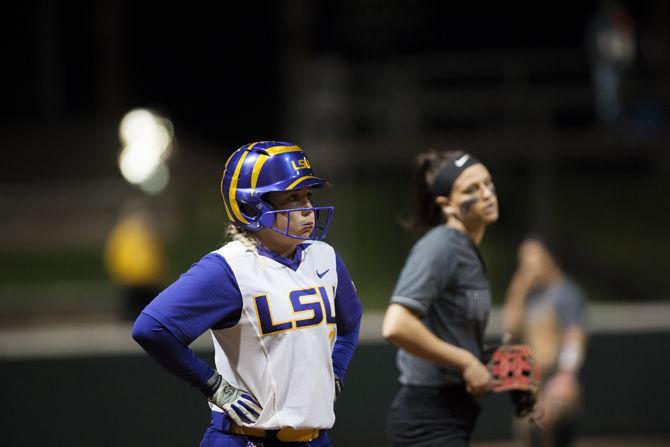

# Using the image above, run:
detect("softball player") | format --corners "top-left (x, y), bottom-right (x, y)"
top-left (382, 149), bottom-right (498, 446)
top-left (133, 141), bottom-right (362, 447)
top-left (502, 236), bottom-right (587, 446)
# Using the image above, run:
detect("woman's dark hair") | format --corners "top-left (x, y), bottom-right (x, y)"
top-left (403, 149), bottom-right (468, 236)
top-left (522, 232), bottom-right (563, 267)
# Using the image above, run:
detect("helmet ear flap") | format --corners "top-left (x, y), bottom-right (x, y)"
top-left (259, 211), bottom-right (275, 228)
top-left (256, 198), bottom-right (275, 229)
top-left (238, 202), bottom-right (258, 220)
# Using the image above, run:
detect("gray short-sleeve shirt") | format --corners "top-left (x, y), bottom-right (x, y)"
top-left (525, 278), bottom-right (586, 330)
top-left (391, 226), bottom-right (491, 386)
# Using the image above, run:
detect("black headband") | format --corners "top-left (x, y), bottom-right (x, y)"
top-left (430, 153), bottom-right (480, 197)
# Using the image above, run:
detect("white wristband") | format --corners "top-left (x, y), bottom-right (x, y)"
top-left (558, 343), bottom-right (583, 373)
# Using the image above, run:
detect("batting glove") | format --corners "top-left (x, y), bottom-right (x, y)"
top-left (334, 376), bottom-right (343, 402)
top-left (204, 372), bottom-right (262, 425)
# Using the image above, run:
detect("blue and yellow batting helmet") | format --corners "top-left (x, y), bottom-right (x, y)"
top-left (221, 141), bottom-right (334, 239)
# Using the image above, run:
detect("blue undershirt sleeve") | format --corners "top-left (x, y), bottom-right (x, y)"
top-left (132, 313), bottom-right (215, 388)
top-left (141, 253), bottom-right (243, 345)
top-left (132, 253), bottom-right (243, 391)
top-left (331, 325), bottom-right (360, 382)
top-left (332, 253), bottom-right (363, 381)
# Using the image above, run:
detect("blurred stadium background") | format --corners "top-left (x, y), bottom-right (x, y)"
top-left (1, 1), bottom-right (669, 446)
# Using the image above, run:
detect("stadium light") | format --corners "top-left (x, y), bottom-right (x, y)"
top-left (139, 163), bottom-right (170, 195)
top-left (118, 108), bottom-right (174, 194)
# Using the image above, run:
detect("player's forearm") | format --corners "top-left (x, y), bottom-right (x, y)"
top-left (382, 304), bottom-right (474, 371)
top-left (501, 301), bottom-right (524, 337)
top-left (133, 312), bottom-right (214, 389)
top-left (506, 270), bottom-right (536, 303)
top-left (331, 323), bottom-right (360, 381)
top-left (502, 274), bottom-right (534, 336)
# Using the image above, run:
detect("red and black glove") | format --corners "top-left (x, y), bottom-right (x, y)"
top-left (486, 344), bottom-right (541, 417)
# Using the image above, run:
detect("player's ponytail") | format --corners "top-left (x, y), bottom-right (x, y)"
top-left (225, 224), bottom-right (260, 251)
top-left (403, 149), bottom-right (466, 236)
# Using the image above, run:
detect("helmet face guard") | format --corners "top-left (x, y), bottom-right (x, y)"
top-left (220, 141), bottom-right (335, 239)
top-left (259, 206), bottom-right (335, 241)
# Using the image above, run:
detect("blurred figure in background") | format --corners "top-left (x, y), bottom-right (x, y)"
top-left (104, 198), bottom-right (166, 320)
top-left (502, 235), bottom-right (587, 447)
top-left (383, 150), bottom-right (498, 446)
top-left (586, 0), bottom-right (636, 127)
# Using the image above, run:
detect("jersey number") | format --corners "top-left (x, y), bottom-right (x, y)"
top-left (254, 286), bottom-right (336, 336)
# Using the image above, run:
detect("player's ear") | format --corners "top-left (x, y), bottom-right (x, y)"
top-left (435, 195), bottom-right (456, 219)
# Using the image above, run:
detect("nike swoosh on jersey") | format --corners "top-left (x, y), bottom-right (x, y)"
top-left (316, 269), bottom-right (330, 278)
top-left (454, 154), bottom-right (470, 167)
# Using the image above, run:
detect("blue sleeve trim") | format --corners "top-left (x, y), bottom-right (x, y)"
top-left (141, 306), bottom-right (191, 345)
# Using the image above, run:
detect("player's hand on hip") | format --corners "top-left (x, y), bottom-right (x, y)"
top-left (462, 358), bottom-right (493, 397)
top-left (208, 376), bottom-right (262, 425)
top-left (334, 376), bottom-right (343, 402)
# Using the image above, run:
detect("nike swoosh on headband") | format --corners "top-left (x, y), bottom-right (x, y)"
top-left (454, 154), bottom-right (470, 167)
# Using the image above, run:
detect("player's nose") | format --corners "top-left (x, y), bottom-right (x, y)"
top-left (299, 196), bottom-right (313, 210)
